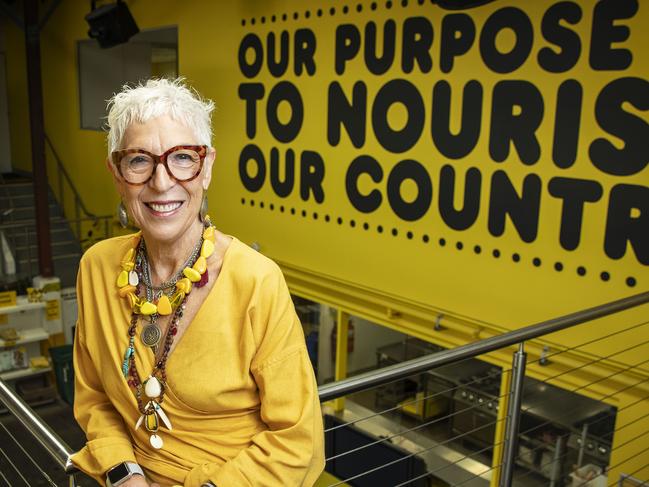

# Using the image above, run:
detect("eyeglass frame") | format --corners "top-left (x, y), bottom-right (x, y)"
top-left (110, 144), bottom-right (209, 186)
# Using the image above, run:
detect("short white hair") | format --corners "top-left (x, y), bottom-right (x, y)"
top-left (105, 77), bottom-right (214, 155)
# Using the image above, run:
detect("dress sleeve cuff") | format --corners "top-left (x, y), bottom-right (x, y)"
top-left (184, 462), bottom-right (238, 487)
top-left (70, 437), bottom-right (137, 485)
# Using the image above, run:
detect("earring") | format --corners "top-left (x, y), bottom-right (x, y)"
top-left (199, 193), bottom-right (208, 222)
top-left (118, 201), bottom-right (129, 228)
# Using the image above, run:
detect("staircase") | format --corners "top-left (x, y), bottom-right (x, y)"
top-left (0, 174), bottom-right (83, 289)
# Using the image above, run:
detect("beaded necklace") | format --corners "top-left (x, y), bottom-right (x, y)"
top-left (116, 217), bottom-right (216, 449)
top-left (139, 238), bottom-right (203, 352)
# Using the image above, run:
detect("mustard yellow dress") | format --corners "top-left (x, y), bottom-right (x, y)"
top-left (71, 234), bottom-right (325, 486)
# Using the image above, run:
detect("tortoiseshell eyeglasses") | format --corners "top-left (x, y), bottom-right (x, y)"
top-left (111, 145), bottom-right (208, 185)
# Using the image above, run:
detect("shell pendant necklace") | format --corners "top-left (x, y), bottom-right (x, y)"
top-left (117, 217), bottom-right (216, 449)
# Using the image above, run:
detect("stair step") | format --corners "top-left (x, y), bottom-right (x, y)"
top-left (3, 228), bottom-right (76, 243)
top-left (0, 202), bottom-right (60, 211)
top-left (18, 252), bottom-right (81, 264)
top-left (14, 240), bottom-right (80, 252)
top-left (0, 174), bottom-right (97, 288)
top-left (0, 216), bottom-right (68, 226)
top-left (0, 193), bottom-right (41, 202)
top-left (0, 206), bottom-right (63, 222)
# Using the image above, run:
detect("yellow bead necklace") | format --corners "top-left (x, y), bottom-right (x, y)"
top-left (116, 218), bottom-right (216, 317)
top-left (117, 217), bottom-right (217, 450)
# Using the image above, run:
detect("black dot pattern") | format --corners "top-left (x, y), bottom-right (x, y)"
top-left (243, 0), bottom-right (457, 25)
top-left (241, 199), bottom-right (637, 286)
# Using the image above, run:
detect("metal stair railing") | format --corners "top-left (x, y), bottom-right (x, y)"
top-left (45, 134), bottom-right (113, 247)
top-left (318, 291), bottom-right (649, 402)
top-left (0, 379), bottom-right (79, 486)
top-left (0, 290), bottom-right (647, 486)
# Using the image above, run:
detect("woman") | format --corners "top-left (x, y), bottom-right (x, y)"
top-left (71, 78), bottom-right (324, 487)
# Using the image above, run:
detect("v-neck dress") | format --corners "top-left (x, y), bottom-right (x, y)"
top-left (71, 234), bottom-right (325, 486)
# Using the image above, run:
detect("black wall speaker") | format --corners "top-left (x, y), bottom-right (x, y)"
top-left (85, 1), bottom-right (139, 48)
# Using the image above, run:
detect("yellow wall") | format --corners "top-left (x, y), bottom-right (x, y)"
top-left (4, 15), bottom-right (30, 172)
top-left (6, 1), bottom-right (646, 331)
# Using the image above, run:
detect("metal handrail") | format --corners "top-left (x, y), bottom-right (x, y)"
top-left (318, 290), bottom-right (649, 401)
top-left (0, 379), bottom-right (77, 474)
top-left (0, 173), bottom-right (16, 221)
top-left (0, 291), bottom-right (647, 484)
top-left (44, 134), bottom-right (96, 220)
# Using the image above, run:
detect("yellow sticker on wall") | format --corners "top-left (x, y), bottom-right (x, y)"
top-left (45, 300), bottom-right (61, 321)
top-left (0, 291), bottom-right (17, 308)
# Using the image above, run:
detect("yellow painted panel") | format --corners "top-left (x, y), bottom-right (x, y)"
top-left (205, 0), bottom-right (649, 333)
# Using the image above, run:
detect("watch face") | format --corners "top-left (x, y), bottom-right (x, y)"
top-left (107, 463), bottom-right (130, 483)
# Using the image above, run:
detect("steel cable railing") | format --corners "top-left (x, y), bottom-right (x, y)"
top-left (0, 380), bottom-right (78, 486)
top-left (392, 442), bottom-right (497, 487)
top-left (0, 418), bottom-right (59, 486)
top-left (616, 465), bottom-right (649, 487)
top-left (0, 291), bottom-right (646, 486)
top-left (325, 317), bottom-right (649, 476)
top-left (322, 303), bottom-right (649, 486)
top-left (0, 469), bottom-right (11, 487)
top-left (325, 364), bottom-right (649, 486)
top-left (324, 359), bottom-right (504, 434)
top-left (327, 417), bottom-right (508, 487)
top-left (319, 291), bottom-right (649, 402)
top-left (378, 367), bottom-right (649, 487)
top-left (0, 445), bottom-right (31, 486)
top-left (505, 357), bottom-right (649, 482)
top-left (511, 399), bottom-right (649, 486)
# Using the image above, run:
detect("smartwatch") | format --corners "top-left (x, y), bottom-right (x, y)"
top-left (106, 462), bottom-right (144, 487)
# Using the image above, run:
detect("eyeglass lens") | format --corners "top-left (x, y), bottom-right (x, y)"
top-left (119, 149), bottom-right (201, 183)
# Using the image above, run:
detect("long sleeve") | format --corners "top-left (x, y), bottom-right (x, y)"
top-left (183, 264), bottom-right (325, 487)
top-left (70, 258), bottom-right (137, 484)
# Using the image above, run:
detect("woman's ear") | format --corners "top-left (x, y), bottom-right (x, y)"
top-left (202, 147), bottom-right (216, 190)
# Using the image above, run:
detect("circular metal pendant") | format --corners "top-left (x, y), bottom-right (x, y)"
top-left (141, 323), bottom-right (161, 348)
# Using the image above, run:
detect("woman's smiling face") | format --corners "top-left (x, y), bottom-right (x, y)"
top-left (109, 114), bottom-right (215, 245)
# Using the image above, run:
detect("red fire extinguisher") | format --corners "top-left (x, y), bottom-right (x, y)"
top-left (330, 320), bottom-right (355, 360)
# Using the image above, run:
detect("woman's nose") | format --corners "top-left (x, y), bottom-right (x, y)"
top-left (148, 161), bottom-right (175, 191)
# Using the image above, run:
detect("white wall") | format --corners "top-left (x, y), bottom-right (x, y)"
top-left (317, 304), bottom-right (407, 383)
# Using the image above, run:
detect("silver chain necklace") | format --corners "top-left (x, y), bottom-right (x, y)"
top-left (136, 235), bottom-right (204, 351)
top-left (140, 238), bottom-right (203, 292)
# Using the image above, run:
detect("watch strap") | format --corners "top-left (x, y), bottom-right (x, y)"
top-left (106, 462), bottom-right (144, 487)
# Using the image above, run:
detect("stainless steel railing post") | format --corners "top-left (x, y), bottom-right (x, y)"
top-left (499, 342), bottom-right (527, 487)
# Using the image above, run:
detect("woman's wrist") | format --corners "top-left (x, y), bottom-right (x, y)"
top-left (105, 462), bottom-right (144, 486)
